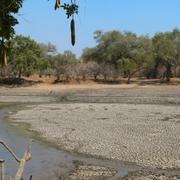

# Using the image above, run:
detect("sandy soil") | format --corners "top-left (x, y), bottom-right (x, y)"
top-left (0, 83), bottom-right (136, 103)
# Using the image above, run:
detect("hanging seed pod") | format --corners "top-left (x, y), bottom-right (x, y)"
top-left (0, 47), bottom-right (2, 66)
top-left (71, 18), bottom-right (76, 46)
top-left (3, 48), bottom-right (7, 66)
top-left (54, 0), bottom-right (61, 10)
top-left (0, 47), bottom-right (7, 66)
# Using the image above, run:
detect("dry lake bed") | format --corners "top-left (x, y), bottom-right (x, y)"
top-left (1, 84), bottom-right (180, 179)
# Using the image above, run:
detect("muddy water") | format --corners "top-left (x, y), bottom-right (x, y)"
top-left (0, 104), bottom-right (140, 180)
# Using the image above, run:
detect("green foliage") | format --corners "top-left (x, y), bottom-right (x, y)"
top-left (53, 0), bottom-right (79, 18)
top-left (0, 0), bottom-right (23, 40)
top-left (153, 29), bottom-right (180, 81)
top-left (81, 48), bottom-right (97, 63)
top-left (153, 32), bottom-right (176, 65)
top-left (9, 35), bottom-right (46, 77)
top-left (82, 29), bottom-right (180, 82)
top-left (0, 0), bottom-right (24, 66)
top-left (82, 30), bottom-right (154, 82)
top-left (61, 3), bottom-right (78, 18)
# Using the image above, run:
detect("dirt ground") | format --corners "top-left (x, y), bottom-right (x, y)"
top-left (1, 82), bottom-right (180, 179)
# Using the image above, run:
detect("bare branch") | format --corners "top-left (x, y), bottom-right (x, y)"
top-left (0, 140), bottom-right (21, 163)
top-left (0, 159), bottom-right (5, 180)
top-left (14, 141), bottom-right (32, 180)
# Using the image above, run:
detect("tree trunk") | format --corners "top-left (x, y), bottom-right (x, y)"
top-left (66, 75), bottom-right (69, 81)
top-left (39, 71), bottom-right (42, 78)
top-left (174, 68), bottom-right (177, 77)
top-left (127, 74), bottom-right (131, 84)
top-left (57, 74), bottom-right (60, 81)
top-left (94, 75), bottom-right (97, 81)
top-left (103, 75), bottom-right (107, 81)
top-left (123, 71), bottom-right (127, 78)
top-left (166, 63), bottom-right (171, 82)
top-left (0, 159), bottom-right (5, 180)
top-left (127, 71), bottom-right (131, 84)
top-left (152, 60), bottom-right (160, 79)
top-left (82, 75), bottom-right (86, 81)
top-left (18, 69), bottom-right (22, 78)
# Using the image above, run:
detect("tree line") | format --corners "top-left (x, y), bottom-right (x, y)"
top-left (1, 29), bottom-right (180, 83)
top-left (82, 29), bottom-right (180, 83)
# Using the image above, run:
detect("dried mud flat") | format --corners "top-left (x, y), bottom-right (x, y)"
top-left (3, 84), bottom-right (180, 179)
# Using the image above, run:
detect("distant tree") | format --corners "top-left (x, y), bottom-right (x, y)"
top-left (36, 58), bottom-right (50, 78)
top-left (99, 63), bottom-right (116, 81)
top-left (9, 35), bottom-right (42, 78)
top-left (84, 30), bottom-right (154, 83)
top-left (53, 50), bottom-right (77, 81)
top-left (86, 61), bottom-right (101, 81)
top-left (153, 32), bottom-right (177, 82)
top-left (39, 43), bottom-right (57, 57)
top-left (118, 35), bottom-right (153, 83)
top-left (172, 28), bottom-right (180, 76)
top-left (93, 30), bottom-right (123, 66)
top-left (81, 48), bottom-right (97, 63)
top-left (37, 43), bottom-right (57, 77)
top-left (75, 62), bottom-right (89, 81)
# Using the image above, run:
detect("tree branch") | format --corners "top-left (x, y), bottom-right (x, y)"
top-left (0, 140), bottom-right (21, 163)
top-left (0, 140), bottom-right (32, 180)
top-left (14, 142), bottom-right (32, 180)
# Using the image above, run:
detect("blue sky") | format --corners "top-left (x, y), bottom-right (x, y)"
top-left (15, 0), bottom-right (180, 57)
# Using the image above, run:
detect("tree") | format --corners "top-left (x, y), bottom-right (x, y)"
top-left (118, 35), bottom-right (153, 83)
top-left (86, 61), bottom-right (101, 81)
top-left (153, 32), bottom-right (177, 82)
top-left (81, 48), bottom-right (97, 63)
top-left (83, 30), bottom-right (154, 83)
top-left (93, 30), bottom-right (123, 66)
top-left (0, 0), bottom-right (24, 66)
top-left (99, 63), bottom-right (116, 81)
top-left (82, 30), bottom-right (125, 81)
top-left (75, 62), bottom-right (89, 81)
top-left (172, 28), bottom-right (180, 77)
top-left (53, 51), bottom-right (77, 81)
top-left (9, 35), bottom-right (42, 78)
top-left (37, 43), bottom-right (57, 77)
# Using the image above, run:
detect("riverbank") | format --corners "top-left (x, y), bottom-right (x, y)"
top-left (1, 104), bottom-right (140, 180)
top-left (10, 103), bottom-right (180, 169)
top-left (1, 84), bottom-right (180, 179)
